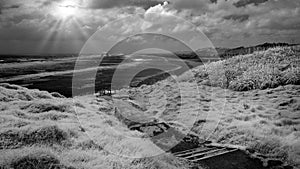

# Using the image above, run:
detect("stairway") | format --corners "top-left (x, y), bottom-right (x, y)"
top-left (173, 145), bottom-right (238, 163)
top-left (173, 145), bottom-right (269, 169)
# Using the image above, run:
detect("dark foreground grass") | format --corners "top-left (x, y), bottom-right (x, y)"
top-left (0, 83), bottom-right (192, 169)
top-left (0, 125), bottom-right (70, 149)
top-left (0, 147), bottom-right (75, 169)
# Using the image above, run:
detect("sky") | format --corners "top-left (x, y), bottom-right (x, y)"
top-left (0, 0), bottom-right (299, 55)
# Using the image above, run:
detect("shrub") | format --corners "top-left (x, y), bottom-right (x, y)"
top-left (282, 67), bottom-right (300, 85)
top-left (249, 137), bottom-right (288, 159)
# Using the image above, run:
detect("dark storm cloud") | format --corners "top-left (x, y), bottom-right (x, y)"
top-left (4, 5), bottom-right (21, 9)
top-left (0, 4), bottom-right (21, 14)
top-left (224, 14), bottom-right (249, 22)
top-left (169, 0), bottom-right (210, 10)
top-left (39, 0), bottom-right (59, 7)
top-left (261, 18), bottom-right (300, 31)
top-left (131, 0), bottom-right (167, 9)
top-left (233, 0), bottom-right (268, 7)
top-left (86, 0), bottom-right (165, 9)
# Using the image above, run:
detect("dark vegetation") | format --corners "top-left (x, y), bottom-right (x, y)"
top-left (219, 43), bottom-right (298, 59)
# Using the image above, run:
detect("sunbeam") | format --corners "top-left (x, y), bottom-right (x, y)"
top-left (37, 20), bottom-right (63, 53)
top-left (37, 0), bottom-right (89, 54)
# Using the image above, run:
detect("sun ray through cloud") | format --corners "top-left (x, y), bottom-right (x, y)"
top-left (37, 20), bottom-right (63, 53)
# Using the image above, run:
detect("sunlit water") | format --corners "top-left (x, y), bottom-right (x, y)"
top-left (0, 54), bottom-right (202, 97)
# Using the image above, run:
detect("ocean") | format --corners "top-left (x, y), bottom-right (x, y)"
top-left (0, 54), bottom-right (203, 97)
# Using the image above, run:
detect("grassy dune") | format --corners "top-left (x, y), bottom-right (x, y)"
top-left (0, 84), bottom-right (190, 169)
top-left (191, 46), bottom-right (300, 90)
top-left (0, 46), bottom-right (299, 169)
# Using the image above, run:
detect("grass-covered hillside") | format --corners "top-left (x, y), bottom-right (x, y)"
top-left (191, 46), bottom-right (300, 91)
top-left (0, 84), bottom-right (190, 169)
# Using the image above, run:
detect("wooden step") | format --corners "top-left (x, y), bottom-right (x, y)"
top-left (172, 147), bottom-right (204, 156)
top-left (172, 144), bottom-right (215, 156)
top-left (190, 148), bottom-right (238, 162)
top-left (174, 147), bottom-right (217, 158)
top-left (185, 148), bottom-right (227, 160)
